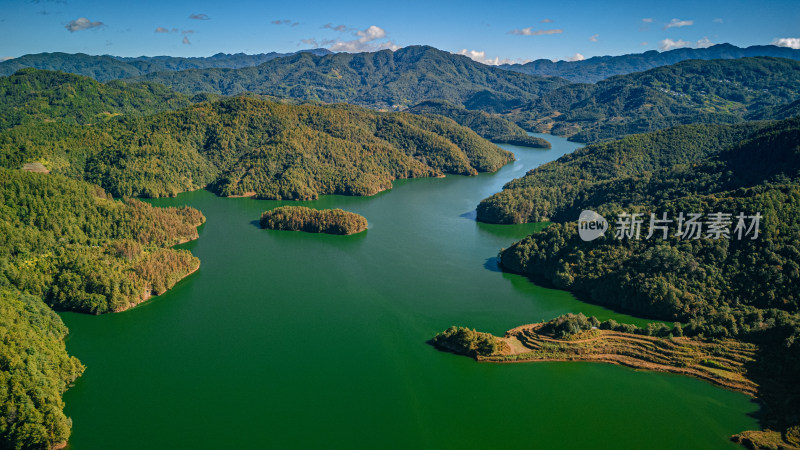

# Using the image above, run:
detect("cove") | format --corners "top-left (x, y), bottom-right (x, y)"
top-left (60, 134), bottom-right (759, 449)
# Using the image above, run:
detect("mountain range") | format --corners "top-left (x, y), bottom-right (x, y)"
top-left (499, 43), bottom-right (800, 83)
top-left (0, 48), bottom-right (332, 82)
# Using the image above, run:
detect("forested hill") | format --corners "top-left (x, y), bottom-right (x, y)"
top-left (1, 93), bottom-right (513, 200)
top-left (0, 68), bottom-right (205, 131)
top-left (499, 43), bottom-right (800, 83)
top-left (0, 49), bottom-right (332, 81)
top-left (477, 121), bottom-right (769, 224)
top-left (131, 46), bottom-right (570, 110)
top-left (495, 117), bottom-right (800, 441)
top-left (406, 99), bottom-right (527, 140)
top-left (511, 57), bottom-right (800, 143)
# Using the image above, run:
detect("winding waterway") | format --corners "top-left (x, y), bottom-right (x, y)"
top-left (60, 134), bottom-right (759, 449)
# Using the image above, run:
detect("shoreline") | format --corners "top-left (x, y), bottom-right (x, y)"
top-left (112, 259), bottom-right (201, 313)
top-left (438, 323), bottom-right (760, 398)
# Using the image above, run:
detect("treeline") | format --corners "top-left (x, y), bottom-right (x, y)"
top-left (509, 57), bottom-right (800, 143)
top-left (1, 85), bottom-right (514, 201)
top-left (0, 168), bottom-right (206, 448)
top-left (260, 206), bottom-right (367, 235)
top-left (495, 117), bottom-right (800, 436)
top-left (431, 326), bottom-right (505, 357)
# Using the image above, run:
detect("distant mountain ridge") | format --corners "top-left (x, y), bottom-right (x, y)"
top-left (499, 44), bottom-right (800, 83)
top-left (0, 49), bottom-right (333, 82)
top-left (131, 46), bottom-right (570, 110)
top-left (509, 56), bottom-right (800, 142)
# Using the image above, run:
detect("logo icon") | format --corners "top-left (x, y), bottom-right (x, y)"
top-left (578, 210), bottom-right (608, 241)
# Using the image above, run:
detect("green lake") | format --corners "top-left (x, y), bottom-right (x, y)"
top-left (60, 134), bottom-right (759, 449)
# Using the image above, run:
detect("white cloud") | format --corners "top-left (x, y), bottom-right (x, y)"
top-left (541, 18), bottom-right (553, 23)
top-left (658, 38), bottom-right (691, 51)
top-left (189, 13), bottom-right (209, 20)
top-left (301, 38), bottom-right (319, 46)
top-left (508, 27), bottom-right (563, 36)
top-left (664, 18), bottom-right (693, 29)
top-left (713, 18), bottom-right (723, 23)
top-left (182, 36), bottom-right (191, 45)
top-left (696, 37), bottom-right (713, 48)
top-left (566, 53), bottom-right (585, 62)
top-left (272, 19), bottom-right (299, 27)
top-left (328, 25), bottom-right (398, 52)
top-left (357, 25), bottom-right (386, 42)
top-left (65, 17), bottom-right (103, 32)
top-left (641, 41), bottom-right (648, 46)
top-left (589, 34), bottom-right (598, 42)
top-left (155, 27), bottom-right (169, 33)
top-left (377, 41), bottom-right (401, 51)
top-left (1, 56), bottom-right (14, 61)
top-left (771, 38), bottom-right (800, 49)
top-left (658, 37), bottom-right (713, 51)
top-left (642, 18), bottom-right (653, 23)
top-left (457, 49), bottom-right (508, 65)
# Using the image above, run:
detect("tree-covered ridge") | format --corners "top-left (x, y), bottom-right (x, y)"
top-left (0, 49), bottom-right (333, 82)
top-left (477, 122), bottom-right (768, 224)
top-left (0, 169), bottom-right (205, 314)
top-left (1, 95), bottom-right (514, 201)
top-left (260, 206), bottom-right (367, 235)
top-left (495, 117), bottom-right (800, 437)
top-left (490, 135), bottom-right (551, 148)
top-left (131, 46), bottom-right (570, 110)
top-left (510, 57), bottom-right (800, 143)
top-left (498, 43), bottom-right (800, 83)
top-left (406, 100), bottom-right (526, 139)
top-left (0, 288), bottom-right (85, 450)
top-left (0, 68), bottom-right (203, 131)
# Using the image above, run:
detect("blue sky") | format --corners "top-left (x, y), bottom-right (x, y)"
top-left (1, 0), bottom-right (799, 63)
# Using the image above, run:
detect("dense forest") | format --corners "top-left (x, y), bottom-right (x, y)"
top-left (0, 49), bottom-right (332, 81)
top-left (477, 122), bottom-right (768, 224)
top-left (260, 206), bottom-right (367, 235)
top-left (3, 47), bottom-right (800, 449)
top-left (406, 100), bottom-right (527, 139)
top-left (1, 71), bottom-right (514, 201)
top-left (0, 68), bottom-right (204, 131)
top-left (499, 43), bottom-right (800, 83)
top-left (510, 57), bottom-right (800, 143)
top-left (492, 117), bottom-right (800, 442)
top-left (0, 168), bottom-right (206, 448)
top-left (406, 100), bottom-right (552, 148)
top-left (131, 46), bottom-right (569, 110)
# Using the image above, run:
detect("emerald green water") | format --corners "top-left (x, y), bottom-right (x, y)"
top-left (61, 134), bottom-right (759, 449)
